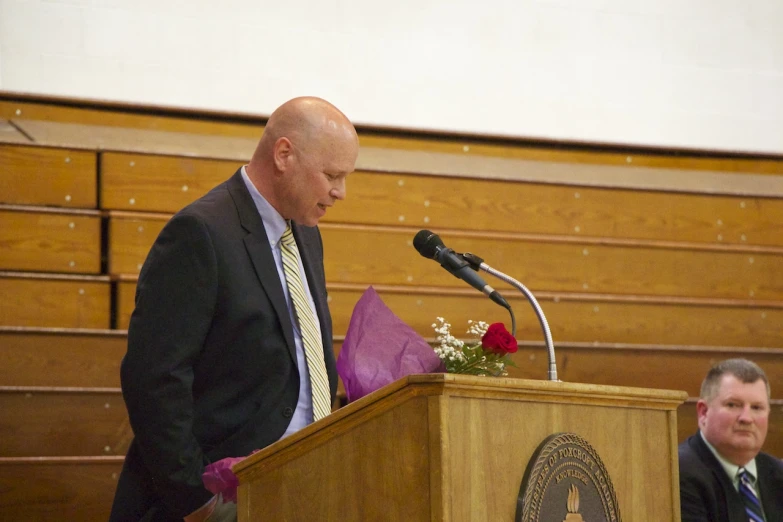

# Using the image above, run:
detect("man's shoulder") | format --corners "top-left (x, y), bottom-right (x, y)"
top-left (149, 178), bottom-right (240, 248)
top-left (678, 433), bottom-right (703, 459)
top-left (678, 434), bottom-right (716, 477)
top-left (757, 450), bottom-right (783, 476)
top-left (182, 177), bottom-right (234, 213)
top-left (171, 174), bottom-right (242, 227)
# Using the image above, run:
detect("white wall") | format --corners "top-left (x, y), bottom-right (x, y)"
top-left (1, 0), bottom-right (781, 154)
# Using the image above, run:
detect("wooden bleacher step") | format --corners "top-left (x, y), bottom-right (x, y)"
top-left (0, 272), bottom-right (110, 329)
top-left (0, 205), bottom-right (102, 274)
top-left (0, 456), bottom-right (123, 522)
top-left (0, 142), bottom-right (97, 208)
top-left (0, 386), bottom-right (129, 457)
top-left (0, 327), bottom-right (125, 387)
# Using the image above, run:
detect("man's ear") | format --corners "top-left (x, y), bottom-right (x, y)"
top-left (273, 137), bottom-right (293, 172)
top-left (696, 399), bottom-right (709, 428)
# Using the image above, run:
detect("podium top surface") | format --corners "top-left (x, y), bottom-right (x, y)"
top-left (232, 374), bottom-right (686, 477)
top-left (403, 373), bottom-right (687, 401)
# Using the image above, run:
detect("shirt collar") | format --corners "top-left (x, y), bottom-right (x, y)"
top-left (241, 165), bottom-right (287, 247)
top-left (699, 431), bottom-right (759, 484)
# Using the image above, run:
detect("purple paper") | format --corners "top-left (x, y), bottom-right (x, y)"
top-left (337, 287), bottom-right (445, 402)
top-left (202, 456), bottom-right (244, 503)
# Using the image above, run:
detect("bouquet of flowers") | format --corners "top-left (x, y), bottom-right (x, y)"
top-left (432, 317), bottom-right (518, 376)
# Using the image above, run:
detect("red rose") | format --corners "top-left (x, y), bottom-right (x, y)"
top-left (481, 323), bottom-right (518, 355)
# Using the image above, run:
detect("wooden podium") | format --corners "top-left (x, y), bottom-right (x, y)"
top-left (232, 374), bottom-right (687, 521)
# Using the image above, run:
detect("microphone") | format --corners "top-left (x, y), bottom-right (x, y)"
top-left (413, 230), bottom-right (510, 309)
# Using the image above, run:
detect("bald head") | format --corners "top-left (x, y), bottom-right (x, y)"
top-left (246, 96), bottom-right (359, 225)
top-left (252, 97), bottom-right (357, 165)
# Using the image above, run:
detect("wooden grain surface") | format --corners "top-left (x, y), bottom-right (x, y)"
top-left (0, 387), bottom-right (129, 457)
top-left (0, 144), bottom-right (97, 208)
top-left (0, 209), bottom-right (101, 274)
top-left (106, 217), bottom-right (783, 301)
top-left (0, 119), bottom-right (30, 144)
top-left (0, 328), bottom-right (125, 387)
top-left (235, 375), bottom-right (684, 521)
top-left (6, 118), bottom-right (782, 199)
top-left (0, 457), bottom-right (123, 522)
top-left (2, 97), bottom-right (782, 174)
top-left (115, 280), bottom-right (783, 348)
top-left (100, 152), bottom-right (242, 213)
top-left (0, 275), bottom-right (110, 329)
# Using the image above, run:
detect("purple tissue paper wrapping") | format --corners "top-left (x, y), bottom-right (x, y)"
top-left (201, 288), bottom-right (443, 499)
top-left (336, 286), bottom-right (445, 402)
top-left (202, 456), bottom-right (244, 503)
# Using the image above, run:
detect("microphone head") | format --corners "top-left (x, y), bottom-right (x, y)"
top-left (413, 229), bottom-right (444, 259)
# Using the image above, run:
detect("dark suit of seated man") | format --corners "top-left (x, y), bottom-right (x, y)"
top-left (679, 358), bottom-right (783, 522)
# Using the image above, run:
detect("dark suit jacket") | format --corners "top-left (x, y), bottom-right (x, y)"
top-left (679, 432), bottom-right (783, 522)
top-left (110, 170), bottom-right (337, 521)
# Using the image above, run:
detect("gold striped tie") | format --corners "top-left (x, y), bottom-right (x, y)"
top-left (280, 224), bottom-right (331, 421)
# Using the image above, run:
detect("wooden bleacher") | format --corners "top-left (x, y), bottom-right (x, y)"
top-left (0, 273), bottom-right (111, 329)
top-left (0, 387), bottom-right (129, 457)
top-left (1, 93), bottom-right (782, 520)
top-left (0, 328), bottom-right (126, 519)
top-left (0, 457), bottom-right (124, 520)
top-left (0, 143), bottom-right (97, 207)
top-left (0, 205), bottom-right (102, 274)
top-left (0, 328), bottom-right (126, 387)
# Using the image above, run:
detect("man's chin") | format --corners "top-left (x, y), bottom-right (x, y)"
top-left (299, 216), bottom-right (320, 227)
top-left (730, 437), bottom-right (761, 452)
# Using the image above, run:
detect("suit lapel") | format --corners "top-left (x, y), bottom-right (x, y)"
top-left (691, 434), bottom-right (749, 522)
top-left (226, 170), bottom-right (297, 363)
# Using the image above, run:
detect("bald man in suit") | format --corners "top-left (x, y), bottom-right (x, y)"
top-left (109, 97), bottom-right (359, 522)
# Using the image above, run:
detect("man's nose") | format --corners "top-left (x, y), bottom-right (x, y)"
top-left (738, 405), bottom-right (754, 423)
top-left (330, 179), bottom-right (346, 201)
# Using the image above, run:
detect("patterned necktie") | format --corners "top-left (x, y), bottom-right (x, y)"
top-left (280, 224), bottom-right (332, 421)
top-left (738, 468), bottom-right (765, 522)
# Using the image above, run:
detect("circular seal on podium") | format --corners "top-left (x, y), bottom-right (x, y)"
top-left (516, 432), bottom-right (622, 522)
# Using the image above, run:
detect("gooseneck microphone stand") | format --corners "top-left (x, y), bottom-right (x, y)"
top-left (461, 253), bottom-right (558, 382)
